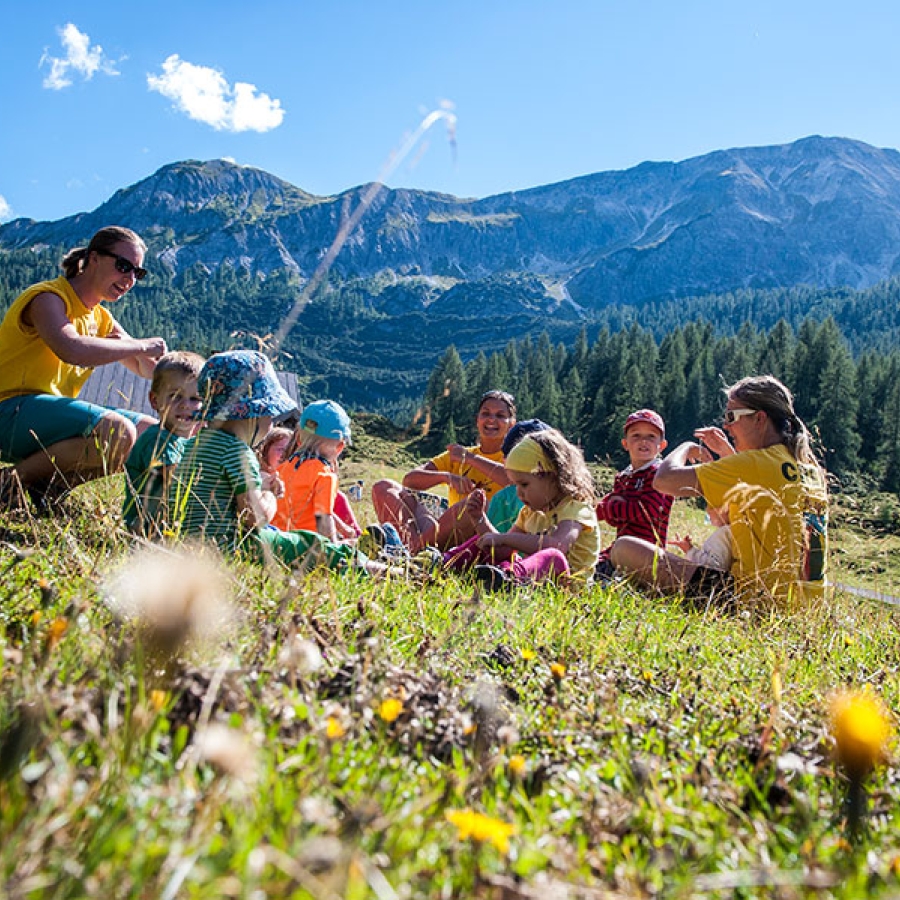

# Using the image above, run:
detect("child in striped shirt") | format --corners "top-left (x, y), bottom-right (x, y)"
top-left (172, 351), bottom-right (380, 574)
top-left (595, 409), bottom-right (674, 578)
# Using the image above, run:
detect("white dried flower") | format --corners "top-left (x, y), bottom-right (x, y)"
top-left (104, 544), bottom-right (236, 664)
top-left (194, 724), bottom-right (258, 781)
top-left (278, 636), bottom-right (323, 674)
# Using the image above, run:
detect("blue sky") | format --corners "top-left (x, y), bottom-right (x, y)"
top-left (2, 1), bottom-right (900, 223)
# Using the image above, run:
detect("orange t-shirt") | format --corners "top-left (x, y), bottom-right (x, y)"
top-left (271, 456), bottom-right (337, 532)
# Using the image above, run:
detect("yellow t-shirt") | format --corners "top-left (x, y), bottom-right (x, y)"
top-left (0, 277), bottom-right (115, 402)
top-left (696, 444), bottom-right (829, 601)
top-left (515, 497), bottom-right (601, 580)
top-left (430, 445), bottom-right (506, 505)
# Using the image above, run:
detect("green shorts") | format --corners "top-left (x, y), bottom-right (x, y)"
top-left (250, 526), bottom-right (363, 570)
top-left (0, 393), bottom-right (150, 463)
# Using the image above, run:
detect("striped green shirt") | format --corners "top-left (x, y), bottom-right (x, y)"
top-left (172, 429), bottom-right (261, 549)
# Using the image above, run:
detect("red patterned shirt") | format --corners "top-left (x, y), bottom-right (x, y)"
top-left (596, 459), bottom-right (674, 558)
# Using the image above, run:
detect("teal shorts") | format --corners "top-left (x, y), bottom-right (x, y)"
top-left (0, 393), bottom-right (150, 463)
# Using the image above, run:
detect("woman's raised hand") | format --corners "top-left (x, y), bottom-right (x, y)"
top-left (141, 337), bottom-right (168, 359)
top-left (694, 426), bottom-right (734, 458)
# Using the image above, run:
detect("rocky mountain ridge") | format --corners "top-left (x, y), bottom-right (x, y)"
top-left (4, 136), bottom-right (900, 316)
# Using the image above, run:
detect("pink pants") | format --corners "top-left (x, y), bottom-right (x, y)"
top-left (334, 491), bottom-right (363, 537)
top-left (443, 535), bottom-right (569, 584)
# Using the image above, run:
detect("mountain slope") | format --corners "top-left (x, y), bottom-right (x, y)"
top-left (4, 136), bottom-right (900, 411)
top-left (5, 136), bottom-right (900, 311)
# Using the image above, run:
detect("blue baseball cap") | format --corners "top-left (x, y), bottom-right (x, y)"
top-left (198, 350), bottom-right (297, 422)
top-left (300, 399), bottom-right (352, 443)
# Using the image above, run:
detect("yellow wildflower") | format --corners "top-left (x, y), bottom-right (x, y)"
top-left (550, 662), bottom-right (566, 680)
top-left (149, 690), bottom-right (169, 712)
top-left (507, 754), bottom-right (527, 777)
top-left (325, 717), bottom-right (346, 741)
top-left (378, 697), bottom-right (404, 723)
top-left (445, 808), bottom-right (517, 854)
top-left (520, 648), bottom-right (536, 661)
top-left (30, 611), bottom-right (42, 627)
top-left (46, 617), bottom-right (69, 651)
top-left (829, 689), bottom-right (892, 777)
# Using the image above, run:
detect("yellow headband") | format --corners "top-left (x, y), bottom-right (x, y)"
top-left (505, 436), bottom-right (556, 474)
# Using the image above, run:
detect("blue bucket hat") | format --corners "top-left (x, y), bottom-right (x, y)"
top-left (198, 350), bottom-right (296, 422)
top-left (300, 399), bottom-right (352, 443)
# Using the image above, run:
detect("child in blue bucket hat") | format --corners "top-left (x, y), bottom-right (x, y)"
top-left (171, 351), bottom-right (384, 574)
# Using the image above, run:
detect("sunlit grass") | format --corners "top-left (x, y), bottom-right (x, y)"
top-left (2, 430), bottom-right (900, 897)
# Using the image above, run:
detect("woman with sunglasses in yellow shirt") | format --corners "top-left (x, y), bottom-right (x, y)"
top-left (0, 226), bottom-right (168, 512)
top-left (610, 375), bottom-right (828, 606)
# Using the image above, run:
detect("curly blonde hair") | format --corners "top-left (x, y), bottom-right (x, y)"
top-left (529, 429), bottom-right (595, 504)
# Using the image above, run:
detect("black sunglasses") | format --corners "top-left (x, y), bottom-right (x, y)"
top-left (95, 249), bottom-right (147, 280)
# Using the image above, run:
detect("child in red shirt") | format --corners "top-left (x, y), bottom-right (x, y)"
top-left (596, 409), bottom-right (673, 577)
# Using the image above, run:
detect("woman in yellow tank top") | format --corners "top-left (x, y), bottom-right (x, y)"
top-left (0, 226), bottom-right (167, 512)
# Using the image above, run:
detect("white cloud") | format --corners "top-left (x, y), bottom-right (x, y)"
top-left (41, 23), bottom-right (119, 90)
top-left (0, 195), bottom-right (13, 222)
top-left (147, 55), bottom-right (284, 133)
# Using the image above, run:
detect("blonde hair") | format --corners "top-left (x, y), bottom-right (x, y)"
top-left (151, 351), bottom-right (206, 394)
top-left (727, 375), bottom-right (820, 468)
top-left (284, 427), bottom-right (342, 465)
top-left (528, 429), bottom-right (595, 504)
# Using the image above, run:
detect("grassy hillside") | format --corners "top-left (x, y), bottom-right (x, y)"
top-left (2, 426), bottom-right (900, 898)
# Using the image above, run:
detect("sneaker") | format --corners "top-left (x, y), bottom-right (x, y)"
top-left (381, 523), bottom-right (405, 549)
top-left (594, 556), bottom-right (617, 583)
top-left (26, 480), bottom-right (69, 518)
top-left (378, 523), bottom-right (411, 563)
top-left (411, 546), bottom-right (443, 576)
top-left (358, 523), bottom-right (388, 557)
top-left (474, 564), bottom-right (513, 592)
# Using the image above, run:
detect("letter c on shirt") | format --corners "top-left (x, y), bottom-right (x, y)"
top-left (782, 461), bottom-right (799, 483)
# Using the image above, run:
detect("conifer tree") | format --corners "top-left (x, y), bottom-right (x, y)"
top-left (877, 361), bottom-right (900, 494)
top-left (808, 319), bottom-right (860, 475)
top-left (424, 346), bottom-right (467, 446)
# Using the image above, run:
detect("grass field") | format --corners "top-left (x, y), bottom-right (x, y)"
top-left (2, 423), bottom-right (900, 899)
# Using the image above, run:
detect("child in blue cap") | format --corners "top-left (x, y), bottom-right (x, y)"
top-left (171, 351), bottom-right (376, 573)
top-left (272, 399), bottom-right (361, 541)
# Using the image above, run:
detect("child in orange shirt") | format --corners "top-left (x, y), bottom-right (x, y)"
top-left (271, 400), bottom-right (359, 541)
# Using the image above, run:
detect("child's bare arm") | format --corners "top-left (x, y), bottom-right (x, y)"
top-left (235, 488), bottom-right (277, 528)
top-left (707, 505), bottom-right (729, 526)
top-left (315, 512), bottom-right (338, 541)
top-left (476, 520), bottom-right (583, 556)
top-left (332, 516), bottom-right (357, 541)
top-left (261, 470), bottom-right (285, 499)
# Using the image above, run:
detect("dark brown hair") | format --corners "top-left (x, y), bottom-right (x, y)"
top-left (61, 226), bottom-right (147, 279)
top-left (478, 389), bottom-right (517, 420)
